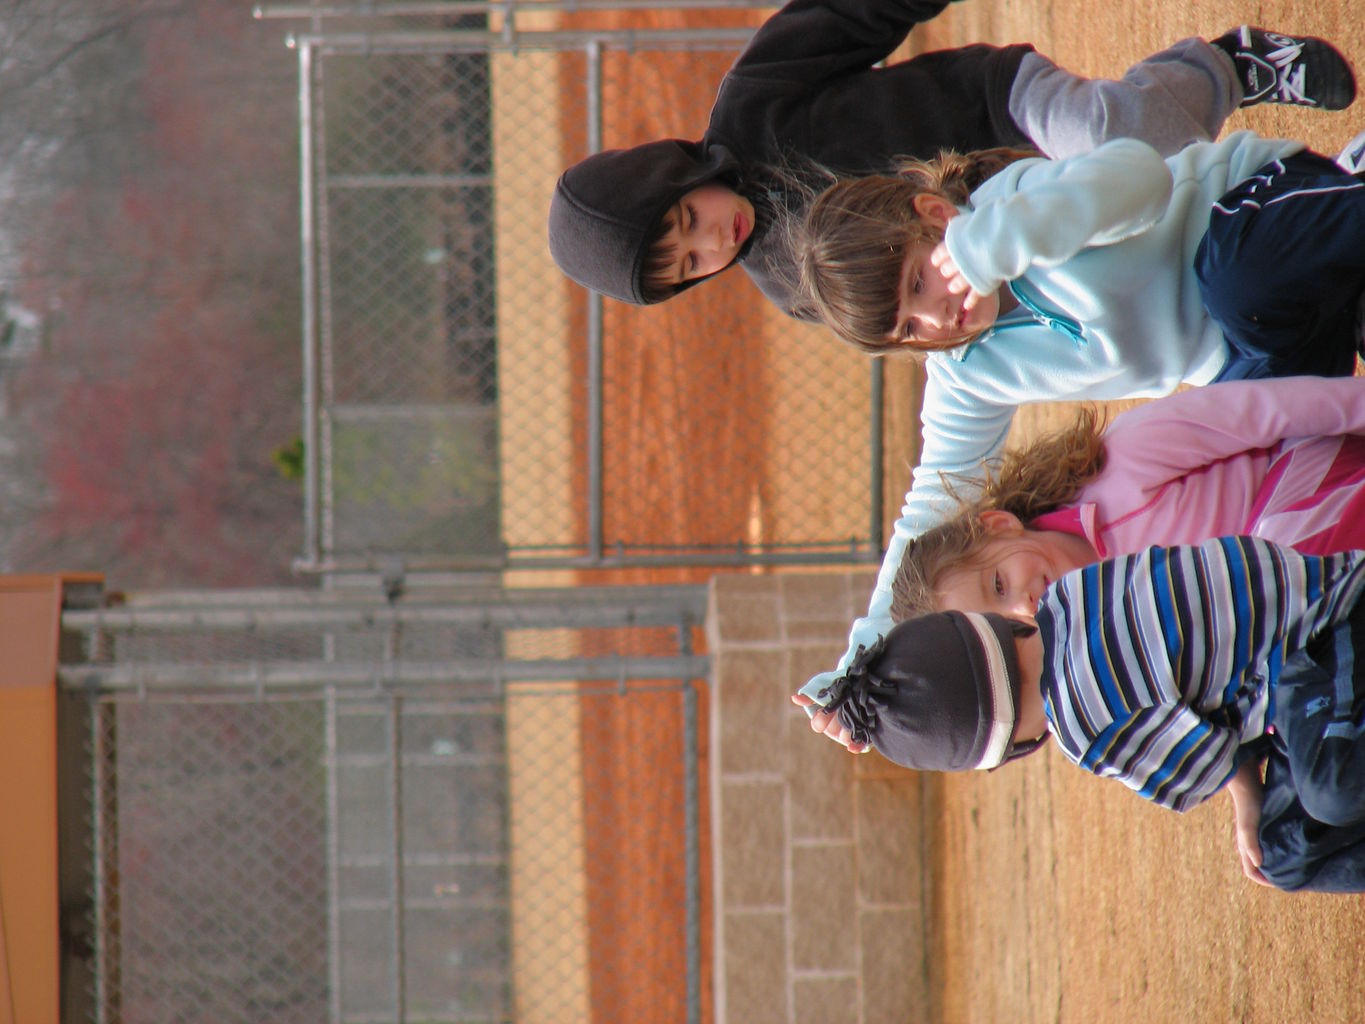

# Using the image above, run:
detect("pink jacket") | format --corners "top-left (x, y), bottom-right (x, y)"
top-left (1065, 376), bottom-right (1365, 558)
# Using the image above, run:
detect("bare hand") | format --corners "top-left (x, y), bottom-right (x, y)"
top-left (929, 241), bottom-right (983, 313)
top-left (1234, 803), bottom-right (1269, 886)
top-left (790, 691), bottom-right (870, 753)
top-left (1228, 761), bottom-right (1271, 886)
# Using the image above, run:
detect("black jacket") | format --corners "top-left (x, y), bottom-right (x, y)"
top-left (547, 0), bottom-right (1032, 316)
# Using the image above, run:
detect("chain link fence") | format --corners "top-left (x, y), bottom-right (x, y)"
top-left (57, 583), bottom-right (708, 1023)
top-left (276, 1), bottom-right (886, 575)
top-left (39, 5), bottom-right (897, 1020)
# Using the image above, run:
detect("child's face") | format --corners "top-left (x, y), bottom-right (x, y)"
top-left (885, 238), bottom-right (1000, 347)
top-left (935, 517), bottom-right (1098, 620)
top-left (659, 184), bottom-right (755, 285)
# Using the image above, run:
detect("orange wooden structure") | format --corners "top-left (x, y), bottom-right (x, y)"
top-left (0, 574), bottom-right (101, 1024)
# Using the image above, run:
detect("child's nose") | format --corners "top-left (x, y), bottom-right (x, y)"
top-left (923, 297), bottom-right (953, 329)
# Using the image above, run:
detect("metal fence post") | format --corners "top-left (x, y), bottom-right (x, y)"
top-left (587, 38), bottom-right (605, 564)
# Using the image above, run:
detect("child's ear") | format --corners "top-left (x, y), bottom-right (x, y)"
top-left (910, 194), bottom-right (959, 230)
top-left (978, 509), bottom-right (1024, 535)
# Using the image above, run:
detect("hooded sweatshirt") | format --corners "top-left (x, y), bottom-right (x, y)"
top-left (1053, 375), bottom-right (1365, 561)
top-left (547, 0), bottom-right (1031, 316)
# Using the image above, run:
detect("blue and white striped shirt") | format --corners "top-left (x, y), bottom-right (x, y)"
top-left (1037, 537), bottom-right (1365, 812)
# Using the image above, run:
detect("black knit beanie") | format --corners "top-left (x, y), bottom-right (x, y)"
top-left (817, 611), bottom-right (1045, 771)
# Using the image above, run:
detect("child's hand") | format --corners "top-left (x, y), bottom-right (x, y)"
top-left (929, 241), bottom-right (983, 313)
top-left (1234, 801), bottom-right (1268, 886)
top-left (790, 691), bottom-right (870, 753)
top-left (1227, 760), bottom-right (1270, 887)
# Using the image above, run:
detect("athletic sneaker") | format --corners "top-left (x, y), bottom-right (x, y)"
top-left (1213, 26), bottom-right (1357, 110)
top-left (1337, 129), bottom-right (1365, 174)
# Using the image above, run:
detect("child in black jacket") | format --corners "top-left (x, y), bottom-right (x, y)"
top-left (546, 3), bottom-right (1354, 319)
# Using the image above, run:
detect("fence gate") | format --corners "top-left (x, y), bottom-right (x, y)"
top-left (58, 582), bottom-right (708, 1023)
top-left (263, 0), bottom-right (885, 577)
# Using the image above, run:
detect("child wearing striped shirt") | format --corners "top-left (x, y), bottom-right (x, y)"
top-left (817, 535), bottom-right (1365, 892)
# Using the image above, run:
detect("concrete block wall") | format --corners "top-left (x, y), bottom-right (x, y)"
top-left (707, 571), bottom-right (933, 1024)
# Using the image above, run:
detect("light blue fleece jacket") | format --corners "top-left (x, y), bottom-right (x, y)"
top-left (801, 130), bottom-right (1304, 704)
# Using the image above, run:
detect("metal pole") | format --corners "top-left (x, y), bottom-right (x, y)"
top-left (67, 580), bottom-right (707, 609)
top-left (868, 358), bottom-right (885, 559)
top-left (315, 54), bottom-right (339, 571)
top-left (62, 601), bottom-right (707, 631)
top-left (388, 692), bottom-right (407, 1022)
top-left (292, 544), bottom-right (879, 575)
top-left (61, 586), bottom-right (708, 633)
top-left (586, 39), bottom-right (604, 562)
top-left (58, 655), bottom-right (712, 692)
top-left (324, 172), bottom-right (493, 189)
top-left (325, 688), bottom-right (344, 1024)
top-left (91, 702), bottom-right (109, 1024)
top-left (286, 26), bottom-right (757, 54)
top-left (299, 40), bottom-right (322, 568)
top-left (680, 627), bottom-right (701, 1024)
top-left (258, 0), bottom-right (775, 17)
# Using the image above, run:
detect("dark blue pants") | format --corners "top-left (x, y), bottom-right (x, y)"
top-left (1258, 597), bottom-right (1365, 892)
top-left (1197, 150), bottom-right (1365, 383)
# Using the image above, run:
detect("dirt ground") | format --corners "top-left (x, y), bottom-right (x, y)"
top-left (911, 4), bottom-right (1365, 1023)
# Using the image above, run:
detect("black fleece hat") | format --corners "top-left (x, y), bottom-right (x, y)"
top-left (547, 139), bottom-right (740, 305)
top-left (817, 611), bottom-right (1044, 771)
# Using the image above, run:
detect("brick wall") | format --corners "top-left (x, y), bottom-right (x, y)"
top-left (707, 571), bottom-right (934, 1024)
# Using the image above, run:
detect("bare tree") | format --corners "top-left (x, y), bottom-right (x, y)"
top-left (0, 0), bottom-right (305, 586)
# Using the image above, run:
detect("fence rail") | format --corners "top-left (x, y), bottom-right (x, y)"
top-left (59, 580), bottom-right (708, 1023)
top-left (287, 2), bottom-right (886, 577)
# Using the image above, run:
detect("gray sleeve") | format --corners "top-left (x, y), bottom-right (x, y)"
top-left (1007, 38), bottom-right (1241, 160)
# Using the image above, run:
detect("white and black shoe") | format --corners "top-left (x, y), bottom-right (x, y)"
top-left (1337, 129), bottom-right (1365, 174)
top-left (1214, 26), bottom-right (1357, 110)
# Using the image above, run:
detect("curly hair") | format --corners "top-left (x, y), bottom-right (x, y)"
top-left (793, 146), bottom-right (1037, 355)
top-left (889, 406), bottom-right (1108, 621)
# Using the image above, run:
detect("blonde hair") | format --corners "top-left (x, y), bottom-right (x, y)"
top-left (794, 147), bottom-right (1037, 355)
top-left (889, 407), bottom-right (1108, 621)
